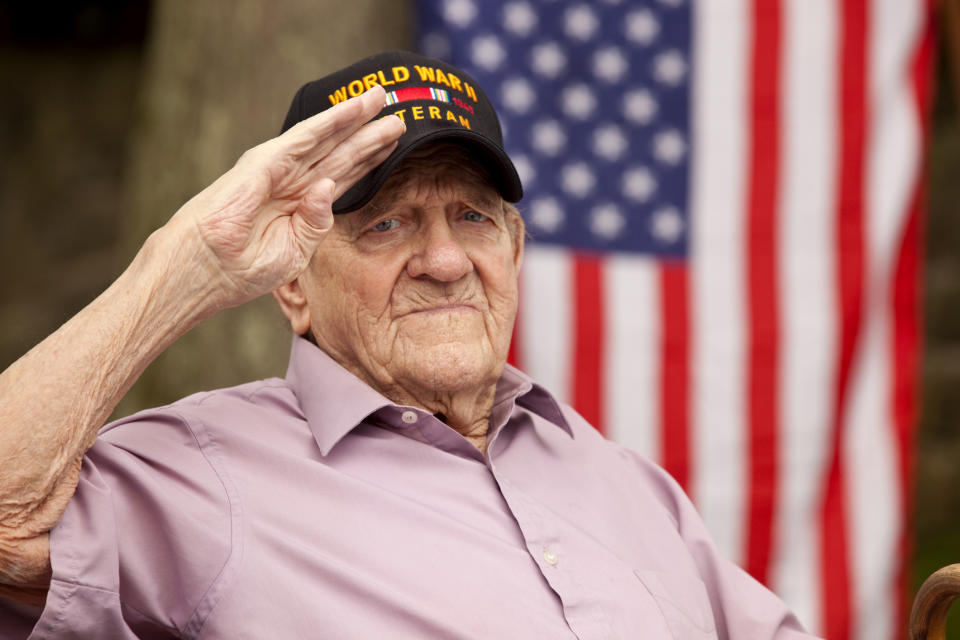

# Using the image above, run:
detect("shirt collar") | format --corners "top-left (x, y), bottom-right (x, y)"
top-left (285, 336), bottom-right (574, 456)
top-left (285, 336), bottom-right (393, 456)
top-left (493, 363), bottom-right (574, 438)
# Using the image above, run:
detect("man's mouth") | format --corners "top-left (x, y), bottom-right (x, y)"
top-left (402, 304), bottom-right (478, 317)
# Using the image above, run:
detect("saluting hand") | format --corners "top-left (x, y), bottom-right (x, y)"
top-left (163, 85), bottom-right (402, 309)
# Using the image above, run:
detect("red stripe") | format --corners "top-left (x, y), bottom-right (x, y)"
top-left (659, 263), bottom-right (690, 492)
top-left (744, 0), bottom-right (782, 587)
top-left (890, 182), bottom-right (922, 640)
top-left (508, 281), bottom-right (523, 371)
top-left (890, 8), bottom-right (934, 638)
top-left (394, 86), bottom-right (434, 102)
top-left (821, 0), bottom-right (869, 637)
top-left (572, 255), bottom-right (605, 434)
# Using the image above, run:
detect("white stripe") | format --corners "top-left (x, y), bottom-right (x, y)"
top-left (518, 246), bottom-right (573, 404)
top-left (689, 0), bottom-right (749, 563)
top-left (770, 0), bottom-right (838, 633)
top-left (604, 256), bottom-right (660, 462)
top-left (847, 1), bottom-right (923, 638)
top-left (844, 320), bottom-right (898, 640)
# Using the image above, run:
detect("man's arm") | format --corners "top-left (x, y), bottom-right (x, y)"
top-left (0, 86), bottom-right (403, 604)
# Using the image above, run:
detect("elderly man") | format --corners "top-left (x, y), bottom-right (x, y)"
top-left (0, 51), bottom-right (817, 639)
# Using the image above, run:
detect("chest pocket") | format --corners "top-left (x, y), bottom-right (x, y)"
top-left (634, 569), bottom-right (719, 639)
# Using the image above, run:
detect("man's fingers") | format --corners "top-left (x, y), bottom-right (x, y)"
top-left (331, 142), bottom-right (399, 200)
top-left (319, 112), bottom-right (405, 173)
top-left (304, 115), bottom-right (403, 196)
top-left (303, 104), bottom-right (404, 177)
top-left (280, 85), bottom-right (389, 166)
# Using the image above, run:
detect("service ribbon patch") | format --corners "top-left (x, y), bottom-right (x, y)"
top-left (384, 86), bottom-right (451, 106)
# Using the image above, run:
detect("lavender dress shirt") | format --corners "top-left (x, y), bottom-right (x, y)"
top-left (1, 337), bottom-right (819, 639)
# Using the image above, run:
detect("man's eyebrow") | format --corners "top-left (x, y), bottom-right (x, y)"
top-left (349, 200), bottom-right (390, 229)
top-left (349, 181), bottom-right (502, 228)
top-left (461, 187), bottom-right (502, 213)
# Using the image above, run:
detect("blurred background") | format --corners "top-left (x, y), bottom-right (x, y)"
top-left (0, 0), bottom-right (957, 637)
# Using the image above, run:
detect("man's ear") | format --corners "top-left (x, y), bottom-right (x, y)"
top-left (272, 278), bottom-right (312, 335)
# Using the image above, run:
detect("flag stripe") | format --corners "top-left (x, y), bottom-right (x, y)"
top-left (605, 258), bottom-right (660, 461)
top-left (843, 301), bottom-right (896, 640)
top-left (849, 2), bottom-right (926, 636)
top-left (690, 0), bottom-right (749, 560)
top-left (771, 0), bottom-right (839, 630)
top-left (518, 247), bottom-right (573, 403)
top-left (508, 283), bottom-right (523, 372)
top-left (507, 322), bottom-right (521, 372)
top-left (822, 0), bottom-right (869, 636)
top-left (660, 262), bottom-right (691, 492)
top-left (572, 255), bottom-right (605, 434)
top-left (745, 0), bottom-right (782, 586)
top-left (891, 9), bottom-right (934, 634)
top-left (890, 211), bottom-right (921, 640)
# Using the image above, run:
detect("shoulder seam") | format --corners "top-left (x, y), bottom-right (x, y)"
top-left (164, 411), bottom-right (245, 640)
top-left (190, 378), bottom-right (289, 408)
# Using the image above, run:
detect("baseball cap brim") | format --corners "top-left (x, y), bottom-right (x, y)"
top-left (332, 128), bottom-right (523, 213)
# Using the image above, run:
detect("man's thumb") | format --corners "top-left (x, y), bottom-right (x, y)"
top-left (293, 178), bottom-right (336, 246)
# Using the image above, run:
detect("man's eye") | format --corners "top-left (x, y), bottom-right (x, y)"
top-left (371, 219), bottom-right (400, 232)
top-left (463, 210), bottom-right (488, 223)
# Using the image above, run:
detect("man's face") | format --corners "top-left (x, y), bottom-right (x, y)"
top-left (295, 144), bottom-right (524, 399)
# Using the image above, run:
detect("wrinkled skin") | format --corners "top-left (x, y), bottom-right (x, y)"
top-left (274, 143), bottom-right (525, 450)
top-left (0, 86), bottom-right (407, 604)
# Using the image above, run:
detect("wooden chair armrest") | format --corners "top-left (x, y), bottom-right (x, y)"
top-left (911, 564), bottom-right (960, 640)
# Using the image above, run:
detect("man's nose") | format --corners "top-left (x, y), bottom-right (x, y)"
top-left (405, 219), bottom-right (473, 282)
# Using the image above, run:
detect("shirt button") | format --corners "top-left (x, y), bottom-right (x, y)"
top-left (401, 410), bottom-right (419, 424)
top-left (543, 549), bottom-right (559, 566)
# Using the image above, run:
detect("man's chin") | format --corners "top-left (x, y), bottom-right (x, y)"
top-left (395, 341), bottom-right (502, 394)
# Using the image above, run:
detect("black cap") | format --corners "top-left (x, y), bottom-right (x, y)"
top-left (281, 50), bottom-right (523, 214)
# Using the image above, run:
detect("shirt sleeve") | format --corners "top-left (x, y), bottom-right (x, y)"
top-left (622, 448), bottom-right (824, 640)
top-left (0, 409), bottom-right (236, 639)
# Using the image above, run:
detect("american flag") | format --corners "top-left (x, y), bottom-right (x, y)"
top-left (418, 0), bottom-right (935, 638)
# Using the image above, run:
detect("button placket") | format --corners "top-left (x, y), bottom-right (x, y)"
top-left (499, 478), bottom-right (563, 575)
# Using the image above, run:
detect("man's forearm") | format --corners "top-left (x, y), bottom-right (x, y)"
top-left (0, 225), bottom-right (219, 579)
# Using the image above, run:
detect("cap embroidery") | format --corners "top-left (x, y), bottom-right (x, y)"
top-left (384, 86), bottom-right (450, 105)
top-left (328, 66), bottom-right (411, 105)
